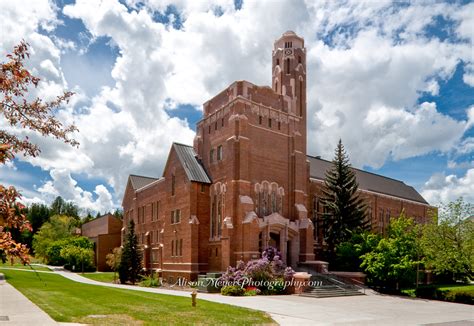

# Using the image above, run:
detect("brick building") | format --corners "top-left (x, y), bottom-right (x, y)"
top-left (122, 31), bottom-right (432, 281)
top-left (81, 214), bottom-right (122, 271)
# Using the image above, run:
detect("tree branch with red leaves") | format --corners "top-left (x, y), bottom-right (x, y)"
top-left (0, 41), bottom-right (79, 263)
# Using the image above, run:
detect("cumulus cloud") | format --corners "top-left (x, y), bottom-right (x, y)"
top-left (422, 169), bottom-right (474, 204)
top-left (1, 0), bottom-right (474, 208)
top-left (37, 169), bottom-right (115, 214)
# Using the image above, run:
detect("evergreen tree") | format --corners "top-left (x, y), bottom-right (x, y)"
top-left (118, 220), bottom-right (142, 284)
top-left (322, 139), bottom-right (368, 259)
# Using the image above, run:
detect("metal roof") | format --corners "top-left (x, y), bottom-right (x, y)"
top-left (173, 143), bottom-right (212, 184)
top-left (129, 175), bottom-right (159, 190)
top-left (308, 156), bottom-right (429, 205)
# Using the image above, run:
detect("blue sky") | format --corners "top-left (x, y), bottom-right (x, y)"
top-left (1, 0), bottom-right (473, 214)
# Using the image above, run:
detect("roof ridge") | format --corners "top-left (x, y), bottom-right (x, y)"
top-left (173, 142), bottom-right (193, 148)
top-left (306, 155), bottom-right (405, 184)
top-left (129, 174), bottom-right (158, 179)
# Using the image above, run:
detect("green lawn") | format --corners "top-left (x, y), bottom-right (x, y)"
top-left (2, 270), bottom-right (274, 325)
top-left (0, 263), bottom-right (51, 272)
top-left (82, 272), bottom-right (116, 283)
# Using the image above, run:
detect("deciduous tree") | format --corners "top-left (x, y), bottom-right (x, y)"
top-left (361, 213), bottom-right (421, 289)
top-left (420, 198), bottom-right (473, 281)
top-left (0, 41), bottom-right (78, 263)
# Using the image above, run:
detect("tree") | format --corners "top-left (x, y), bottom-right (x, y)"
top-left (106, 247), bottom-right (122, 283)
top-left (118, 220), bottom-right (142, 284)
top-left (420, 198), bottom-right (473, 281)
top-left (0, 41), bottom-right (77, 263)
top-left (32, 215), bottom-right (75, 262)
top-left (113, 209), bottom-right (123, 220)
top-left (50, 196), bottom-right (79, 219)
top-left (361, 213), bottom-right (421, 290)
top-left (60, 245), bottom-right (95, 274)
top-left (334, 231), bottom-right (381, 271)
top-left (321, 139), bottom-right (367, 258)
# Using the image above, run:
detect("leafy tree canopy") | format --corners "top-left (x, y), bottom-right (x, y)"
top-left (32, 215), bottom-right (76, 262)
top-left (0, 41), bottom-right (77, 263)
top-left (420, 198), bottom-right (473, 281)
top-left (361, 212), bottom-right (421, 289)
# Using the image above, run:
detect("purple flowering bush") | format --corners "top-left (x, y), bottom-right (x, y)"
top-left (219, 247), bottom-right (296, 296)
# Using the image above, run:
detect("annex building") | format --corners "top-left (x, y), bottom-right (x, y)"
top-left (122, 31), bottom-right (432, 281)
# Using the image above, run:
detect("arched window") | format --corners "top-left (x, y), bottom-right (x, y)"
top-left (271, 191), bottom-right (277, 213)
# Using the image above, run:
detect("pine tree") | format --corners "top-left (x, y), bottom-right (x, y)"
top-left (322, 139), bottom-right (368, 259)
top-left (118, 219), bottom-right (142, 284)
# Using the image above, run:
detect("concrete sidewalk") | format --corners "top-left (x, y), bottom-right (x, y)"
top-left (0, 276), bottom-right (56, 325)
top-left (57, 271), bottom-right (474, 326)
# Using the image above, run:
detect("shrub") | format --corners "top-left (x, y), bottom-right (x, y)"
top-left (60, 245), bottom-right (95, 272)
top-left (218, 247), bottom-right (296, 295)
top-left (244, 287), bottom-right (260, 296)
top-left (140, 274), bottom-right (161, 288)
top-left (221, 285), bottom-right (245, 296)
top-left (414, 285), bottom-right (474, 305)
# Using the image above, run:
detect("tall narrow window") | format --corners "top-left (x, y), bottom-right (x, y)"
top-left (299, 80), bottom-right (303, 117)
top-left (171, 174), bottom-right (176, 196)
top-left (208, 125), bottom-right (211, 134)
top-left (179, 239), bottom-right (183, 256)
top-left (259, 116), bottom-right (262, 124)
top-left (276, 58), bottom-right (279, 65)
top-left (298, 55), bottom-right (301, 64)
top-left (211, 195), bottom-right (216, 238)
top-left (268, 118), bottom-right (272, 128)
top-left (217, 145), bottom-right (223, 161)
top-left (278, 121), bottom-right (281, 130)
top-left (210, 148), bottom-right (214, 163)
top-left (221, 118), bottom-right (224, 127)
top-left (275, 81), bottom-right (278, 92)
top-left (286, 58), bottom-right (290, 74)
top-left (271, 191), bottom-right (277, 213)
top-left (217, 198), bottom-right (222, 237)
top-left (215, 121), bottom-right (218, 130)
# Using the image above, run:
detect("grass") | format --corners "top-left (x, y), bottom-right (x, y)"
top-left (2, 269), bottom-right (275, 325)
top-left (82, 272), bottom-right (116, 283)
top-left (0, 262), bottom-right (51, 272)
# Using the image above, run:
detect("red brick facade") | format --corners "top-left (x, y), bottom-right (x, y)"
top-left (81, 214), bottom-right (122, 271)
top-left (121, 32), bottom-right (433, 281)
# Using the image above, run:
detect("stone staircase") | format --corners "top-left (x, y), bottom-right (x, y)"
top-left (299, 273), bottom-right (366, 298)
top-left (301, 285), bottom-right (364, 298)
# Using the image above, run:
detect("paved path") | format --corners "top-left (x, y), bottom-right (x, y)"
top-left (0, 274), bottom-right (56, 325)
top-left (2, 268), bottom-right (473, 325)
top-left (55, 270), bottom-right (474, 326)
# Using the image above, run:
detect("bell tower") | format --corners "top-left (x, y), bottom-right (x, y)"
top-left (272, 31), bottom-right (306, 128)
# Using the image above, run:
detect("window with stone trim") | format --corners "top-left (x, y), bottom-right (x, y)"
top-left (254, 182), bottom-right (284, 217)
top-left (210, 183), bottom-right (226, 240)
top-left (171, 209), bottom-right (181, 224)
top-left (217, 145), bottom-right (223, 161)
top-left (210, 148), bottom-right (214, 163)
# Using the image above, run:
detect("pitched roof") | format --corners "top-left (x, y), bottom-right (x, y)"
top-left (129, 174), bottom-right (159, 190)
top-left (173, 143), bottom-right (212, 184)
top-left (307, 156), bottom-right (429, 205)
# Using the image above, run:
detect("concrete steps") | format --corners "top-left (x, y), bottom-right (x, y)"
top-left (301, 285), bottom-right (364, 298)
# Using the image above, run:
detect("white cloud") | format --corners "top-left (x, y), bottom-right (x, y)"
top-left (422, 169), bottom-right (474, 204)
top-left (37, 169), bottom-right (115, 214)
top-left (2, 0), bottom-right (474, 208)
